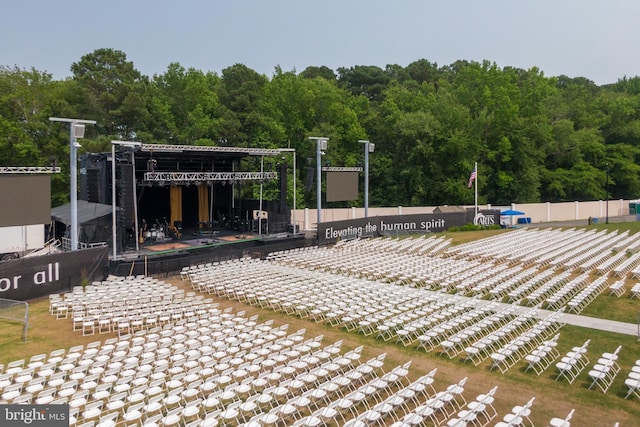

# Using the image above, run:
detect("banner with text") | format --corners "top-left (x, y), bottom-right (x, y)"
top-left (0, 247), bottom-right (109, 300)
top-left (318, 209), bottom-right (500, 245)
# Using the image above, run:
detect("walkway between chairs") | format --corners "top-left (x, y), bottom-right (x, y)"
top-left (491, 301), bottom-right (639, 337)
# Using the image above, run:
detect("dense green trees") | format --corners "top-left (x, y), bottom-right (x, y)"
top-left (2, 48), bottom-right (640, 209)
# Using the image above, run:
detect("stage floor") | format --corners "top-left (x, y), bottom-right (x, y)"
top-left (129, 228), bottom-right (265, 255)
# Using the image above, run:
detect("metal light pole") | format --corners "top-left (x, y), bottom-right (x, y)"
top-left (259, 156), bottom-right (264, 235)
top-left (309, 137), bottom-right (328, 227)
top-left (49, 117), bottom-right (96, 251)
top-left (605, 163), bottom-right (610, 224)
top-left (279, 148), bottom-right (296, 232)
top-left (359, 140), bottom-right (375, 218)
top-left (111, 141), bottom-right (142, 260)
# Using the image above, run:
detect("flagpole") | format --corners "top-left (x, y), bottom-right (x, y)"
top-left (474, 162), bottom-right (478, 217)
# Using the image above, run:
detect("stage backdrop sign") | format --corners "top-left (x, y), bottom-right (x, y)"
top-left (0, 247), bottom-right (108, 300)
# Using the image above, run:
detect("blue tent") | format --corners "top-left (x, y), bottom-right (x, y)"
top-left (501, 209), bottom-right (525, 216)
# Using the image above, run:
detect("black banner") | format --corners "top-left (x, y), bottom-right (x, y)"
top-left (317, 209), bottom-right (501, 245)
top-left (0, 247), bottom-right (108, 300)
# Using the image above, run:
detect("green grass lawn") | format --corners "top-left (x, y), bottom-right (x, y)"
top-left (2, 222), bottom-right (640, 425)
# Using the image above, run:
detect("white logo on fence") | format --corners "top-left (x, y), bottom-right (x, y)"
top-left (473, 212), bottom-right (495, 226)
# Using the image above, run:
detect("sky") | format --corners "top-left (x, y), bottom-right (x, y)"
top-left (1, 0), bottom-right (639, 86)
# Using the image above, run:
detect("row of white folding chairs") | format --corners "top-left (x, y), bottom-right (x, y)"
top-left (357, 297), bottom-right (452, 338)
top-left (436, 303), bottom-right (509, 358)
top-left (488, 267), bottom-right (539, 300)
top-left (535, 229), bottom-right (599, 266)
top-left (0, 307), bottom-right (292, 395)
top-left (566, 277), bottom-right (610, 314)
top-left (399, 301), bottom-right (482, 350)
top-left (595, 250), bottom-right (629, 275)
top-left (179, 260), bottom-right (241, 280)
top-left (630, 283), bottom-right (640, 299)
top-left (266, 242), bottom-right (481, 291)
top-left (462, 308), bottom-right (540, 366)
top-left (608, 279), bottom-right (626, 297)
top-left (489, 312), bottom-right (565, 373)
top-left (523, 333), bottom-right (561, 375)
top-left (523, 270), bottom-right (573, 306)
top-left (578, 246), bottom-right (617, 272)
top-left (613, 251), bottom-right (640, 276)
top-left (393, 300), bottom-right (479, 347)
top-left (453, 264), bottom-right (509, 295)
top-left (624, 359), bottom-right (640, 399)
top-left (435, 305), bottom-right (520, 356)
top-left (69, 296), bottom-right (216, 336)
top-left (445, 227), bottom-right (537, 261)
top-left (555, 339), bottom-right (591, 383)
top-left (564, 231), bottom-right (629, 270)
top-left (518, 229), bottom-right (585, 266)
top-left (39, 326), bottom-right (336, 426)
top-left (506, 268), bottom-right (556, 303)
top-left (444, 261), bottom-right (494, 293)
top-left (342, 373), bottom-right (466, 427)
top-left (504, 229), bottom-right (570, 265)
top-left (337, 234), bottom-right (447, 256)
top-left (392, 299), bottom-right (476, 345)
top-left (587, 345), bottom-right (622, 393)
top-left (190, 259), bottom-right (452, 333)
top-left (544, 273), bottom-right (591, 311)
top-left (70, 337), bottom-right (353, 426)
top-left (248, 357), bottom-right (403, 426)
top-left (550, 230), bottom-right (614, 269)
top-left (531, 229), bottom-right (616, 268)
top-left (469, 265), bottom-right (527, 298)
top-left (495, 396), bottom-right (535, 427)
top-left (440, 385), bottom-right (499, 427)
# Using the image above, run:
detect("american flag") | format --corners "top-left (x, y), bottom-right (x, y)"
top-left (468, 167), bottom-right (476, 188)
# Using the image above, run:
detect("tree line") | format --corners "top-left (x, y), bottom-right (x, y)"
top-left (1, 48), bottom-right (640, 208)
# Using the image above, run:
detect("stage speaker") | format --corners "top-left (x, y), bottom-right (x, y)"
top-left (84, 168), bottom-right (101, 203)
top-left (279, 163), bottom-right (287, 213)
top-left (72, 123), bottom-right (85, 138)
top-left (118, 164), bottom-right (135, 226)
top-left (305, 167), bottom-right (314, 192)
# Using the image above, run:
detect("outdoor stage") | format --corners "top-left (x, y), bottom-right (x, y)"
top-left (110, 228), bottom-right (308, 277)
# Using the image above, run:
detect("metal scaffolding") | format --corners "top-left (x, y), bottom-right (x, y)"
top-left (0, 166), bottom-right (61, 174)
top-left (143, 171), bottom-right (277, 185)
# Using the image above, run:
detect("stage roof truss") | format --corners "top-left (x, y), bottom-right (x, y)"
top-left (0, 166), bottom-right (61, 174)
top-left (143, 171), bottom-right (277, 185)
top-left (321, 167), bottom-right (363, 172)
top-left (140, 144), bottom-right (281, 156)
